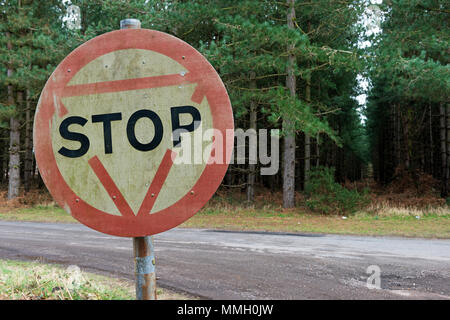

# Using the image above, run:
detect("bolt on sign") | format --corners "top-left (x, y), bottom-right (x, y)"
top-left (34, 29), bottom-right (234, 237)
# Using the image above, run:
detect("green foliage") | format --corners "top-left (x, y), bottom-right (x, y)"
top-left (305, 166), bottom-right (369, 215)
top-left (0, 0), bottom-right (72, 122)
top-left (0, 0), bottom-right (371, 197)
top-left (367, 0), bottom-right (449, 103)
top-left (365, 0), bottom-right (449, 184)
top-left (267, 86), bottom-right (341, 144)
top-left (0, 103), bottom-right (15, 125)
top-left (194, 0), bottom-right (366, 148)
top-left (366, 0), bottom-right (449, 103)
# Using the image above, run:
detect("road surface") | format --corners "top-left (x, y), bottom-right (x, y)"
top-left (0, 220), bottom-right (449, 299)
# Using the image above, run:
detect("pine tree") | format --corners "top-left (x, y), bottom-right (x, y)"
top-left (366, 0), bottom-right (449, 195)
top-left (0, 0), bottom-right (70, 198)
top-left (0, 1), bottom-right (372, 203)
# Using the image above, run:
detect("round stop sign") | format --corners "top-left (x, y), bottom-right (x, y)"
top-left (34, 29), bottom-right (233, 237)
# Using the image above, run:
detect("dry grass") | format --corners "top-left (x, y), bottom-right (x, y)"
top-left (183, 189), bottom-right (450, 238)
top-left (183, 210), bottom-right (450, 239)
top-left (364, 201), bottom-right (450, 217)
top-left (0, 186), bottom-right (448, 238)
top-left (0, 189), bottom-right (54, 211)
top-left (0, 204), bottom-right (77, 223)
top-left (0, 259), bottom-right (191, 300)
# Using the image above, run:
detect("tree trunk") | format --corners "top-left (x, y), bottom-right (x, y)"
top-left (283, 0), bottom-right (296, 208)
top-left (429, 103), bottom-right (434, 175)
top-left (304, 143), bottom-right (310, 186)
top-left (392, 103), bottom-right (398, 170)
top-left (440, 103), bottom-right (447, 197)
top-left (446, 103), bottom-right (450, 198)
top-left (7, 32), bottom-right (21, 200)
top-left (394, 104), bottom-right (401, 169)
top-left (315, 135), bottom-right (320, 167)
top-left (3, 145), bottom-right (8, 183)
top-left (401, 106), bottom-right (411, 170)
top-left (225, 168), bottom-right (232, 187)
top-left (304, 82), bottom-right (311, 188)
top-left (8, 92), bottom-right (21, 200)
top-left (24, 90), bottom-right (33, 192)
top-left (304, 21), bottom-right (311, 189)
top-left (0, 138), bottom-right (4, 184)
top-left (247, 73), bottom-right (257, 202)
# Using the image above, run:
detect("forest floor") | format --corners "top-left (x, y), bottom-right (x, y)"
top-left (0, 175), bottom-right (449, 239)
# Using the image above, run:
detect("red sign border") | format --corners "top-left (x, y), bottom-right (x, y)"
top-left (34, 29), bottom-right (233, 237)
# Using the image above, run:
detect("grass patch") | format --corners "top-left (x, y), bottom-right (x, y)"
top-left (0, 259), bottom-right (190, 300)
top-left (364, 201), bottom-right (450, 217)
top-left (0, 204), bottom-right (76, 223)
top-left (0, 192), bottom-right (449, 239)
top-left (181, 204), bottom-right (450, 239)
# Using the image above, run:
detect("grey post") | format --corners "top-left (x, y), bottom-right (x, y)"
top-left (133, 236), bottom-right (157, 300)
top-left (120, 18), bottom-right (141, 29)
top-left (120, 18), bottom-right (157, 300)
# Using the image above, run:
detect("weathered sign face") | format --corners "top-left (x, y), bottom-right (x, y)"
top-left (34, 29), bottom-right (233, 237)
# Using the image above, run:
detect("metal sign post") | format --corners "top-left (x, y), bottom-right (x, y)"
top-left (120, 18), bottom-right (156, 301)
top-left (133, 236), bottom-right (156, 300)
